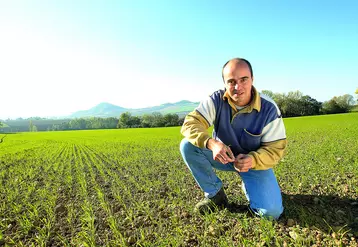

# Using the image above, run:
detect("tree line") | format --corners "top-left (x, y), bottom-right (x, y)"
top-left (48, 90), bottom-right (356, 130)
top-left (1, 89), bottom-right (357, 132)
top-left (50, 117), bottom-right (119, 131)
top-left (262, 90), bottom-right (356, 117)
top-left (117, 112), bottom-right (184, 128)
top-left (46, 113), bottom-right (185, 131)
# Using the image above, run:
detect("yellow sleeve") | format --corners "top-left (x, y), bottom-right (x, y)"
top-left (180, 110), bottom-right (211, 148)
top-left (247, 139), bottom-right (287, 170)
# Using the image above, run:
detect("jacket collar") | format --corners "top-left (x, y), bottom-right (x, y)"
top-left (223, 86), bottom-right (261, 113)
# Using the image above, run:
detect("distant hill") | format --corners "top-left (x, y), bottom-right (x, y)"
top-left (69, 100), bottom-right (199, 118)
top-left (69, 102), bottom-right (127, 118)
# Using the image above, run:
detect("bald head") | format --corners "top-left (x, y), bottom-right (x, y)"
top-left (222, 58), bottom-right (253, 82)
top-left (222, 58), bottom-right (254, 106)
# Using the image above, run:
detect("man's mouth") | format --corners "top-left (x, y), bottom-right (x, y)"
top-left (234, 91), bottom-right (244, 96)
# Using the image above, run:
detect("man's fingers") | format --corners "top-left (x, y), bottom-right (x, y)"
top-left (241, 162), bottom-right (252, 169)
top-left (234, 159), bottom-right (252, 172)
top-left (213, 145), bottom-right (236, 164)
top-left (215, 154), bottom-right (227, 164)
top-left (234, 166), bottom-right (249, 173)
top-left (224, 154), bottom-right (234, 162)
top-left (218, 155), bottom-right (226, 164)
top-left (219, 150), bottom-right (234, 163)
top-left (235, 165), bottom-right (250, 172)
top-left (237, 157), bottom-right (250, 164)
top-left (237, 153), bottom-right (245, 159)
top-left (225, 147), bottom-right (235, 161)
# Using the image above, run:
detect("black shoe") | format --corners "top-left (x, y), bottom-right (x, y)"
top-left (195, 187), bottom-right (228, 214)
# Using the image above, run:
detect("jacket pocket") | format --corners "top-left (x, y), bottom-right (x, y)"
top-left (239, 129), bottom-right (262, 152)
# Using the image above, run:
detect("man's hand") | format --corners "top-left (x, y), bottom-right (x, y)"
top-left (207, 138), bottom-right (235, 164)
top-left (234, 154), bottom-right (253, 172)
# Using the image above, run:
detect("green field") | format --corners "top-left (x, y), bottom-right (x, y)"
top-left (0, 113), bottom-right (357, 246)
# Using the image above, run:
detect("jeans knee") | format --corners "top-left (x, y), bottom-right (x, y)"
top-left (179, 138), bottom-right (195, 157)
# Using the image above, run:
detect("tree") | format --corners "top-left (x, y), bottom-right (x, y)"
top-left (178, 116), bottom-right (185, 126)
top-left (151, 112), bottom-right (165, 127)
top-left (69, 118), bottom-right (87, 130)
top-left (129, 116), bottom-right (141, 128)
top-left (321, 94), bottom-right (354, 114)
top-left (274, 91), bottom-right (303, 117)
top-left (300, 95), bottom-right (321, 116)
top-left (117, 112), bottom-right (143, 128)
top-left (322, 99), bottom-right (345, 114)
top-left (29, 120), bottom-right (38, 132)
top-left (265, 90), bottom-right (321, 117)
top-left (29, 120), bottom-right (33, 131)
top-left (163, 113), bottom-right (179, 127)
top-left (61, 122), bottom-right (70, 130)
top-left (141, 114), bottom-right (154, 128)
top-left (355, 88), bottom-right (358, 103)
top-left (275, 95), bottom-right (285, 112)
top-left (261, 90), bottom-right (275, 99)
top-left (117, 112), bottom-right (133, 128)
top-left (334, 94), bottom-right (355, 111)
top-left (287, 90), bottom-right (303, 100)
top-left (103, 117), bottom-right (118, 129)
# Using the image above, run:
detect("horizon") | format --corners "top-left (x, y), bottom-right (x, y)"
top-left (1, 1), bottom-right (357, 119)
top-left (0, 100), bottom-right (200, 120)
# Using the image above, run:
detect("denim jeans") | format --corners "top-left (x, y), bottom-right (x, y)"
top-left (180, 138), bottom-right (283, 219)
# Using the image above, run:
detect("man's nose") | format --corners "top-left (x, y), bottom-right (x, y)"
top-left (234, 83), bottom-right (241, 90)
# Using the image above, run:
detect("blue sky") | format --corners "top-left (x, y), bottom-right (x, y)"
top-left (0, 0), bottom-right (357, 119)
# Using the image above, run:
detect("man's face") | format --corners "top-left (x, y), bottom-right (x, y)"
top-left (222, 61), bottom-right (253, 106)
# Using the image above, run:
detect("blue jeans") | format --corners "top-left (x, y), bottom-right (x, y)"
top-left (180, 139), bottom-right (283, 219)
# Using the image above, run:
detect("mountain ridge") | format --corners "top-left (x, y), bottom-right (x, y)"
top-left (69, 100), bottom-right (199, 118)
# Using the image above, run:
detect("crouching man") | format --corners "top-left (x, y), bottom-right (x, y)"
top-left (180, 58), bottom-right (287, 219)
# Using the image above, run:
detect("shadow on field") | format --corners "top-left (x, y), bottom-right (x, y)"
top-left (0, 134), bottom-right (7, 143)
top-left (280, 193), bottom-right (358, 236)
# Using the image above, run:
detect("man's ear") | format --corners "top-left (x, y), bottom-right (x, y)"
top-left (251, 76), bottom-right (254, 83)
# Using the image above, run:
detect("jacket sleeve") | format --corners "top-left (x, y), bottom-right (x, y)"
top-left (180, 96), bottom-right (216, 148)
top-left (248, 114), bottom-right (287, 170)
top-left (180, 110), bottom-right (211, 148)
top-left (248, 139), bottom-right (287, 170)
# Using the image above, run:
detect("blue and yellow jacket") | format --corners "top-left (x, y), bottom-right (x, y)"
top-left (180, 86), bottom-right (287, 170)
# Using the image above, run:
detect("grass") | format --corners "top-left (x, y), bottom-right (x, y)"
top-left (0, 113), bottom-right (357, 246)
